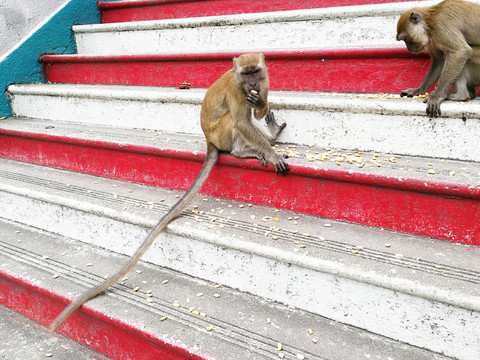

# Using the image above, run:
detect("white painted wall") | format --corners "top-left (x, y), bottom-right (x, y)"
top-left (0, 0), bottom-right (66, 59)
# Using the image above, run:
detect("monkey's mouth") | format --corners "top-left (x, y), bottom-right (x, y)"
top-left (405, 42), bottom-right (427, 54)
top-left (407, 47), bottom-right (422, 54)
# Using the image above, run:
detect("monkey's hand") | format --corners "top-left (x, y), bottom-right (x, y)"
top-left (400, 88), bottom-right (423, 97)
top-left (257, 153), bottom-right (270, 167)
top-left (425, 94), bottom-right (443, 117)
top-left (247, 91), bottom-right (266, 108)
top-left (270, 153), bottom-right (290, 175)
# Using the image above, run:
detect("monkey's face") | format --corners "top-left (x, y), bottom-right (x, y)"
top-left (233, 53), bottom-right (268, 95)
top-left (396, 11), bottom-right (429, 54)
top-left (400, 37), bottom-right (428, 54)
top-left (239, 66), bottom-right (265, 94)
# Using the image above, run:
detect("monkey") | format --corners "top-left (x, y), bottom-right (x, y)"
top-left (48, 53), bottom-right (289, 333)
top-left (201, 53), bottom-right (289, 172)
top-left (396, 0), bottom-right (480, 117)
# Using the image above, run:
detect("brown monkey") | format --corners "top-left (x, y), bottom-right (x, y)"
top-left (49, 53), bottom-right (288, 333)
top-left (396, 0), bottom-right (480, 117)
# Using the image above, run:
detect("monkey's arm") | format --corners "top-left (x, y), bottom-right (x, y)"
top-left (426, 43), bottom-right (473, 117)
top-left (401, 57), bottom-right (444, 97)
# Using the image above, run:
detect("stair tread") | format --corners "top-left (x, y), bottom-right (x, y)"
top-left (70, 4), bottom-right (409, 55)
top-left (9, 83), bottom-right (480, 120)
top-left (75, 2), bottom-right (428, 33)
top-left (1, 116), bottom-right (479, 191)
top-left (0, 215), bottom-right (452, 360)
top-left (0, 157), bottom-right (479, 310)
top-left (97, 0), bottom-right (415, 24)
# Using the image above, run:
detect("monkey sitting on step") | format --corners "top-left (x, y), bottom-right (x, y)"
top-left (49, 53), bottom-right (289, 333)
top-left (396, 0), bottom-right (480, 117)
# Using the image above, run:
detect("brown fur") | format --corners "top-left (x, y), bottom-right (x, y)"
top-left (397, 0), bottom-right (480, 117)
top-left (49, 53), bottom-right (288, 333)
top-left (201, 53), bottom-right (289, 173)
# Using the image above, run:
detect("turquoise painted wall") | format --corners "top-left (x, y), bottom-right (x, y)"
top-left (0, 0), bottom-right (100, 116)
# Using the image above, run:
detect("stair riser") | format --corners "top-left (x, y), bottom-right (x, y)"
top-left (0, 271), bottom-right (203, 360)
top-left (42, 50), bottom-right (431, 94)
top-left (0, 190), bottom-right (478, 360)
top-left (99, 0), bottom-right (413, 23)
top-left (1, 132), bottom-right (479, 245)
top-left (9, 91), bottom-right (480, 162)
top-left (74, 14), bottom-right (400, 55)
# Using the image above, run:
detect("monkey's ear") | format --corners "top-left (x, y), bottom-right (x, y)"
top-left (408, 12), bottom-right (421, 24)
top-left (233, 57), bottom-right (238, 68)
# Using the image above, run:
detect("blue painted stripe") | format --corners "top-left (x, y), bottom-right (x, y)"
top-left (0, 0), bottom-right (100, 116)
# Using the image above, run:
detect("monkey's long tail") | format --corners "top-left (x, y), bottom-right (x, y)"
top-left (49, 145), bottom-right (219, 333)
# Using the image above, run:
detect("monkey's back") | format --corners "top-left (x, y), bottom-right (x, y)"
top-left (200, 69), bottom-right (240, 152)
top-left (430, 0), bottom-right (480, 43)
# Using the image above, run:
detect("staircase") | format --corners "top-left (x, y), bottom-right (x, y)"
top-left (1, 0), bottom-right (479, 359)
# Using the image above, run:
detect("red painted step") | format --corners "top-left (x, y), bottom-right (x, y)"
top-left (0, 124), bottom-right (479, 245)
top-left (0, 271), bottom-right (202, 360)
top-left (99, 0), bottom-right (417, 23)
top-left (42, 49), bottom-right (431, 94)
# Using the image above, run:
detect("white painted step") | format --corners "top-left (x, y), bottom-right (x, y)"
top-left (8, 83), bottom-right (480, 161)
top-left (0, 158), bottom-right (479, 359)
top-left (71, 0), bottom-right (480, 56)
top-left (0, 218), bottom-right (451, 360)
top-left (71, 2), bottom-right (427, 55)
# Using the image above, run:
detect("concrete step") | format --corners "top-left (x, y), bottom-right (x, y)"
top-left (0, 159), bottom-right (478, 359)
top-left (0, 216), bottom-right (455, 360)
top-left (0, 305), bottom-right (108, 360)
top-left (72, 2), bottom-right (420, 56)
top-left (98, 0), bottom-right (416, 23)
top-left (41, 49), bottom-right (431, 94)
top-left (1, 117), bottom-right (479, 245)
top-left (8, 83), bottom-right (480, 161)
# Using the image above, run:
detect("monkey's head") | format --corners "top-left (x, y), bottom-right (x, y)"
top-left (233, 53), bottom-right (268, 95)
top-left (396, 10), bottom-right (430, 54)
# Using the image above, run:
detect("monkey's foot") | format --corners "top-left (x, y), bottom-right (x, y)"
top-left (257, 154), bottom-right (270, 167)
top-left (447, 92), bottom-right (471, 102)
top-left (265, 111), bottom-right (287, 138)
top-left (400, 88), bottom-right (423, 98)
top-left (425, 97), bottom-right (444, 118)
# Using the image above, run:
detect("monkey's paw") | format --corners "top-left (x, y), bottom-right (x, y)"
top-left (272, 157), bottom-right (290, 175)
top-left (425, 96), bottom-right (443, 118)
top-left (400, 88), bottom-right (422, 98)
top-left (256, 154), bottom-right (270, 167)
top-left (247, 92), bottom-right (265, 108)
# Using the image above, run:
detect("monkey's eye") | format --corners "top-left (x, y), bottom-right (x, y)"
top-left (242, 69), bottom-right (261, 75)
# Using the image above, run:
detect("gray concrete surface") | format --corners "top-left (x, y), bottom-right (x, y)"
top-left (0, 304), bottom-right (108, 360)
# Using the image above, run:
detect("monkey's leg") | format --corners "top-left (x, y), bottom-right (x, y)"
top-left (234, 117), bottom-right (290, 175)
top-left (252, 112), bottom-right (286, 146)
top-left (468, 87), bottom-right (477, 99)
top-left (265, 111), bottom-right (286, 142)
top-left (446, 72), bottom-right (471, 101)
top-left (231, 136), bottom-right (269, 166)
